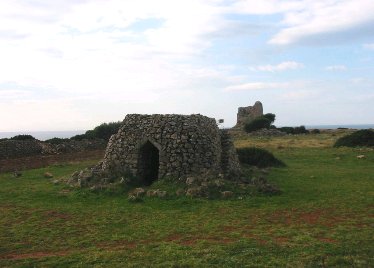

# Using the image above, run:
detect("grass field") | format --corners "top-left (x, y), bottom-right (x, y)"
top-left (0, 132), bottom-right (373, 267)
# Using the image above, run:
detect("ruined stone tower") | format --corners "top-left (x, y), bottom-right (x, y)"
top-left (235, 101), bottom-right (263, 128)
top-left (98, 114), bottom-right (241, 185)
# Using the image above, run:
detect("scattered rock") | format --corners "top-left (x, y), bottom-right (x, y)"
top-left (185, 177), bottom-right (195, 185)
top-left (176, 189), bottom-right (185, 196)
top-left (131, 187), bottom-right (146, 198)
top-left (13, 171), bottom-right (22, 178)
top-left (146, 190), bottom-right (159, 197)
top-left (127, 195), bottom-right (143, 203)
top-left (157, 190), bottom-right (167, 198)
top-left (221, 191), bottom-right (234, 198)
top-left (186, 187), bottom-right (201, 197)
top-left (52, 179), bottom-right (59, 185)
top-left (71, 171), bottom-right (80, 179)
top-left (44, 172), bottom-right (53, 178)
top-left (357, 155), bottom-right (365, 159)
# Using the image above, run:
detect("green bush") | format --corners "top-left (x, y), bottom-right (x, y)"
top-left (278, 126), bottom-right (309, 134)
top-left (236, 147), bottom-right (285, 168)
top-left (263, 113), bottom-right (276, 124)
top-left (45, 137), bottom-right (70, 145)
top-left (294, 125), bottom-right (309, 134)
top-left (278, 127), bottom-right (294, 134)
top-left (334, 129), bottom-right (374, 147)
top-left (10, 134), bottom-right (36, 141)
top-left (311, 129), bottom-right (321, 134)
top-left (244, 117), bottom-right (271, 133)
top-left (71, 121), bottom-right (122, 141)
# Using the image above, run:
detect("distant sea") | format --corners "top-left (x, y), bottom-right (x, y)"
top-left (1, 124), bottom-right (373, 141)
top-left (305, 124), bottom-right (374, 130)
top-left (0, 131), bottom-right (85, 141)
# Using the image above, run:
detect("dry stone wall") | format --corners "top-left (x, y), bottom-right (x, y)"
top-left (100, 114), bottom-right (241, 181)
top-left (0, 139), bottom-right (106, 160)
top-left (0, 140), bottom-right (45, 159)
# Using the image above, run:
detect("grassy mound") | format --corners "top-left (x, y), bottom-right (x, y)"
top-left (236, 147), bottom-right (285, 168)
top-left (334, 129), bottom-right (374, 147)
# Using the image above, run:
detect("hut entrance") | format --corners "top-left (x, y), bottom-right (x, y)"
top-left (137, 141), bottom-right (159, 185)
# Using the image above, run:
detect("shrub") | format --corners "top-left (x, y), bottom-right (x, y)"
top-left (278, 127), bottom-right (294, 134)
top-left (236, 147), bottom-right (285, 168)
top-left (278, 126), bottom-right (309, 134)
top-left (311, 129), bottom-right (321, 134)
top-left (294, 125), bottom-right (309, 134)
top-left (244, 117), bottom-right (271, 133)
top-left (71, 121), bottom-right (122, 141)
top-left (334, 129), bottom-right (374, 147)
top-left (263, 113), bottom-right (276, 124)
top-left (10, 134), bottom-right (36, 141)
top-left (45, 137), bottom-right (70, 145)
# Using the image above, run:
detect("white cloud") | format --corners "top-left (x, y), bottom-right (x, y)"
top-left (224, 82), bottom-right (291, 91)
top-left (0, 0), bottom-right (373, 130)
top-left (325, 65), bottom-right (347, 71)
top-left (264, 0), bottom-right (374, 45)
top-left (251, 61), bottom-right (303, 72)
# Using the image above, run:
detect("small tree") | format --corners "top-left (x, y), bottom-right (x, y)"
top-left (10, 135), bottom-right (36, 141)
top-left (263, 113), bottom-right (276, 124)
top-left (334, 129), bottom-right (374, 147)
top-left (70, 121), bottom-right (122, 141)
top-left (244, 117), bottom-right (271, 133)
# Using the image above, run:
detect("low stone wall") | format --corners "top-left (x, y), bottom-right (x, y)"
top-left (0, 139), bottom-right (106, 160)
top-left (54, 139), bottom-right (107, 154)
top-left (0, 140), bottom-right (46, 160)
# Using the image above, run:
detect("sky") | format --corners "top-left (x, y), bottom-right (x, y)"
top-left (1, 0), bottom-right (374, 131)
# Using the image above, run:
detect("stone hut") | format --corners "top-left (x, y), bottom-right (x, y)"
top-left (235, 101), bottom-right (263, 128)
top-left (98, 114), bottom-right (241, 185)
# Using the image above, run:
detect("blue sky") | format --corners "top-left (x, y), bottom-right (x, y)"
top-left (0, 0), bottom-right (373, 131)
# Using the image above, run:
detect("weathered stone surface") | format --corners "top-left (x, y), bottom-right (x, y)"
top-left (235, 101), bottom-right (263, 128)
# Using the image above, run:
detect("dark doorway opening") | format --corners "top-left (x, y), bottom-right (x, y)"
top-left (137, 141), bottom-right (159, 185)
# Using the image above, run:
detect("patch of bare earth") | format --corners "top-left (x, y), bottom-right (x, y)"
top-left (0, 251), bottom-right (70, 260)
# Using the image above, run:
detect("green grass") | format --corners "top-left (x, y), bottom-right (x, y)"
top-left (0, 134), bottom-right (373, 267)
